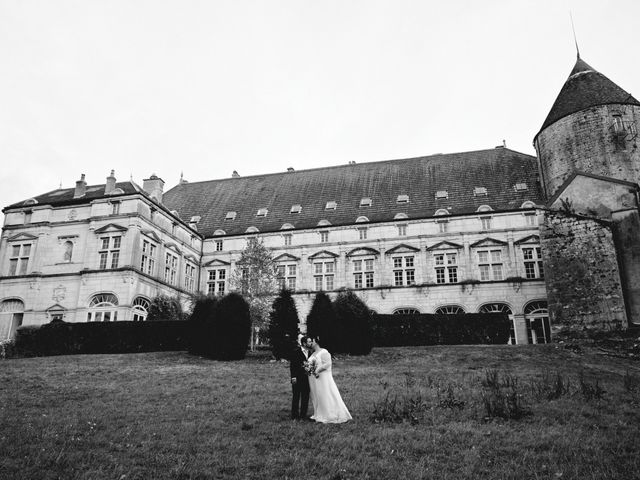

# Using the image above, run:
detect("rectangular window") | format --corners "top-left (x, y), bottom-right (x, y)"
top-left (434, 252), bottom-right (458, 284)
top-left (320, 231), bottom-right (329, 243)
top-left (141, 240), bottom-right (156, 275)
top-left (438, 221), bottom-right (448, 233)
top-left (24, 211), bottom-right (32, 224)
top-left (477, 249), bottom-right (503, 281)
top-left (313, 261), bottom-right (335, 290)
top-left (283, 234), bottom-right (292, 246)
top-left (353, 257), bottom-right (375, 289)
top-left (184, 263), bottom-right (196, 292)
top-left (524, 213), bottom-right (536, 226)
top-left (398, 224), bottom-right (407, 236)
top-left (358, 228), bottom-right (367, 240)
top-left (480, 217), bottom-right (492, 230)
top-left (98, 236), bottom-right (121, 270)
top-left (207, 269), bottom-right (227, 295)
top-left (164, 252), bottom-right (178, 285)
top-left (215, 240), bottom-right (223, 251)
top-left (111, 202), bottom-right (120, 215)
top-left (276, 263), bottom-right (297, 291)
top-left (523, 247), bottom-right (544, 279)
top-left (8, 243), bottom-right (31, 276)
top-left (392, 255), bottom-right (415, 286)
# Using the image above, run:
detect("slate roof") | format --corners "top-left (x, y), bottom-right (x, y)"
top-left (4, 181), bottom-right (142, 211)
top-left (162, 147), bottom-right (543, 238)
top-left (536, 56), bottom-right (640, 137)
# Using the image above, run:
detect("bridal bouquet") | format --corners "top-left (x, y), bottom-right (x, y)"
top-left (304, 359), bottom-right (319, 378)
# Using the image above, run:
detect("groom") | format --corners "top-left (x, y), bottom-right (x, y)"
top-left (289, 335), bottom-right (311, 420)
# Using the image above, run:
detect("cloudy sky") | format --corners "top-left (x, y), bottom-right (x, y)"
top-left (1, 0), bottom-right (640, 221)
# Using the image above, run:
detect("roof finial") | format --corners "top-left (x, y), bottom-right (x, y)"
top-left (570, 11), bottom-right (580, 59)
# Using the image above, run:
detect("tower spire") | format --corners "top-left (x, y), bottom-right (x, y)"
top-left (570, 12), bottom-right (580, 59)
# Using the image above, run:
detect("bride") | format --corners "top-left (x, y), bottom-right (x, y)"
top-left (307, 337), bottom-right (352, 424)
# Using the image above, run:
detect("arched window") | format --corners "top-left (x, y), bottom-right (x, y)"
top-left (0, 299), bottom-right (24, 340)
top-left (524, 301), bottom-right (550, 344)
top-left (479, 303), bottom-right (515, 344)
top-left (132, 297), bottom-right (150, 321)
top-left (63, 241), bottom-right (74, 262)
top-left (435, 305), bottom-right (465, 315)
top-left (393, 308), bottom-right (420, 315)
top-left (87, 293), bottom-right (119, 322)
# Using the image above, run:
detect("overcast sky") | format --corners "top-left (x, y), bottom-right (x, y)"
top-left (2, 0), bottom-right (640, 222)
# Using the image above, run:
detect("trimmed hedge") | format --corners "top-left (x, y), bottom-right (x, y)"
top-left (14, 321), bottom-right (187, 357)
top-left (371, 313), bottom-right (511, 346)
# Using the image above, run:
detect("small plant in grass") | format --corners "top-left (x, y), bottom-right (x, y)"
top-left (623, 369), bottom-right (639, 393)
top-left (578, 371), bottom-right (605, 401)
top-left (530, 370), bottom-right (572, 401)
top-left (436, 383), bottom-right (466, 410)
top-left (480, 369), bottom-right (530, 420)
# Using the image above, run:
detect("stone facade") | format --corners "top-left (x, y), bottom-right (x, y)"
top-left (540, 210), bottom-right (627, 338)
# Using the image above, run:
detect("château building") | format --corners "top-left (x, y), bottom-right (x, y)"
top-left (1, 55), bottom-right (638, 344)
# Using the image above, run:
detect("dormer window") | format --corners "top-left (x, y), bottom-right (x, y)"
top-left (436, 190), bottom-right (448, 199)
top-left (225, 211), bottom-right (236, 220)
top-left (360, 197), bottom-right (372, 207)
top-left (477, 205), bottom-right (493, 213)
top-left (325, 201), bottom-right (337, 210)
top-left (256, 208), bottom-right (268, 217)
top-left (473, 187), bottom-right (487, 197)
top-left (514, 183), bottom-right (528, 191)
top-left (396, 194), bottom-right (409, 204)
top-left (290, 204), bottom-right (302, 214)
top-left (434, 209), bottom-right (449, 216)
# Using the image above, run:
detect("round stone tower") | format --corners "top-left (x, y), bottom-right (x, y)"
top-left (534, 55), bottom-right (640, 200)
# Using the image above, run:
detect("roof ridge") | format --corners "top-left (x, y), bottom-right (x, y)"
top-left (167, 147), bottom-right (535, 189)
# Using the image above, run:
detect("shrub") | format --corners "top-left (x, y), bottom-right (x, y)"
top-left (147, 295), bottom-right (185, 322)
top-left (530, 370), bottom-right (572, 401)
top-left (207, 293), bottom-right (251, 360)
top-left (333, 290), bottom-right (373, 355)
top-left (187, 294), bottom-right (219, 356)
top-left (13, 321), bottom-right (187, 357)
top-left (371, 313), bottom-right (511, 346)
top-left (267, 289), bottom-right (300, 360)
top-left (578, 371), bottom-right (605, 401)
top-left (306, 292), bottom-right (339, 353)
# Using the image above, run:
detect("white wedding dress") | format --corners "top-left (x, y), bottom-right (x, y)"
top-left (308, 348), bottom-right (352, 424)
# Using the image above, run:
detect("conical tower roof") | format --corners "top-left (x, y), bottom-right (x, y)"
top-left (536, 56), bottom-right (640, 138)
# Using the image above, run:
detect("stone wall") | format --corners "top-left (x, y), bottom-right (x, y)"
top-left (612, 210), bottom-right (640, 325)
top-left (540, 211), bottom-right (627, 338)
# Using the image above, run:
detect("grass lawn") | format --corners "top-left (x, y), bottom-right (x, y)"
top-left (1, 345), bottom-right (640, 480)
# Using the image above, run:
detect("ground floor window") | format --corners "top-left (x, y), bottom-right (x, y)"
top-left (87, 293), bottom-right (119, 322)
top-left (0, 299), bottom-right (24, 340)
top-left (479, 302), bottom-right (514, 344)
top-left (525, 301), bottom-right (550, 344)
top-left (132, 297), bottom-right (150, 321)
top-left (393, 308), bottom-right (420, 315)
top-left (435, 305), bottom-right (465, 314)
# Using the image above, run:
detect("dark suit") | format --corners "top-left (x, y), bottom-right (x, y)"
top-left (290, 346), bottom-right (310, 419)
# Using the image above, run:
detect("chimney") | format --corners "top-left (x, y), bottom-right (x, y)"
top-left (232, 170), bottom-right (240, 178)
top-left (287, 167), bottom-right (295, 172)
top-left (143, 173), bottom-right (165, 203)
top-left (74, 174), bottom-right (87, 198)
top-left (105, 170), bottom-right (117, 194)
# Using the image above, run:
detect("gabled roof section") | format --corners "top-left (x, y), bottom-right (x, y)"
top-left (308, 250), bottom-right (339, 260)
top-left (346, 247), bottom-right (380, 257)
top-left (514, 235), bottom-right (540, 245)
top-left (163, 148), bottom-right (542, 237)
top-left (426, 241), bottom-right (463, 251)
top-left (203, 259), bottom-right (231, 267)
top-left (94, 223), bottom-right (128, 234)
top-left (537, 56), bottom-right (640, 136)
top-left (5, 181), bottom-right (142, 211)
top-left (385, 243), bottom-right (420, 255)
top-left (273, 253), bottom-right (301, 262)
top-left (7, 233), bottom-right (38, 242)
top-left (470, 237), bottom-right (508, 248)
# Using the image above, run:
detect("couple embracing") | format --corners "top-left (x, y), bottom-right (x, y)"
top-left (290, 335), bottom-right (352, 424)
